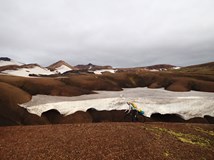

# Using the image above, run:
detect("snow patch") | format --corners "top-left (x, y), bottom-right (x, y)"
top-left (149, 69), bottom-right (159, 72)
top-left (173, 66), bottom-right (181, 70)
top-left (2, 66), bottom-right (55, 77)
top-left (55, 65), bottom-right (72, 74)
top-left (20, 88), bottom-right (214, 119)
top-left (93, 69), bottom-right (116, 74)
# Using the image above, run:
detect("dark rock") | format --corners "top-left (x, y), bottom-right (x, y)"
top-left (186, 117), bottom-right (208, 124)
top-left (20, 108), bottom-right (49, 125)
top-left (204, 115), bottom-right (214, 124)
top-left (0, 57), bottom-right (11, 61)
top-left (87, 109), bottom-right (112, 122)
top-left (41, 109), bottom-right (62, 124)
top-left (87, 108), bottom-right (148, 123)
top-left (151, 113), bottom-right (185, 123)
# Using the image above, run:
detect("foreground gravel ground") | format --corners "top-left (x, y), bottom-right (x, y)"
top-left (0, 123), bottom-right (214, 160)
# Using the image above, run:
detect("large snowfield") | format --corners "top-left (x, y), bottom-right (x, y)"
top-left (20, 88), bottom-right (214, 120)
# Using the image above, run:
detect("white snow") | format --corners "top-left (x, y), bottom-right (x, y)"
top-left (159, 68), bottom-right (167, 71)
top-left (55, 65), bottom-right (72, 74)
top-left (2, 66), bottom-right (55, 77)
top-left (0, 60), bottom-right (23, 67)
top-left (173, 66), bottom-right (181, 70)
top-left (93, 69), bottom-right (116, 74)
top-left (149, 69), bottom-right (159, 72)
top-left (20, 88), bottom-right (214, 119)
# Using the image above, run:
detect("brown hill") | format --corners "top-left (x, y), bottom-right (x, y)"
top-left (0, 75), bottom-right (93, 96)
top-left (61, 74), bottom-right (122, 91)
top-left (0, 81), bottom-right (31, 104)
top-left (175, 62), bottom-right (214, 75)
top-left (0, 82), bottom-right (48, 126)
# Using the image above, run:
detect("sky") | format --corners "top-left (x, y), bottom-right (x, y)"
top-left (0, 0), bottom-right (214, 67)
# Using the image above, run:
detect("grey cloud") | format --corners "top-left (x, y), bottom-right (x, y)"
top-left (0, 0), bottom-right (214, 67)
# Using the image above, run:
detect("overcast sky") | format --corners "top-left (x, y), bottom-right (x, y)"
top-left (0, 0), bottom-right (214, 67)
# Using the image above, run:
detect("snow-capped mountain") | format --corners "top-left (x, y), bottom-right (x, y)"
top-left (48, 60), bottom-right (75, 74)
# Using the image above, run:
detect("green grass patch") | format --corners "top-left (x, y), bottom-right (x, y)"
top-left (195, 127), bottom-right (214, 136)
top-left (150, 127), bottom-right (211, 147)
top-left (144, 127), bottom-right (162, 137)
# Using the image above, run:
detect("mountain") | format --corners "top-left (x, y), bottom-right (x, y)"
top-left (48, 60), bottom-right (75, 74)
top-left (75, 63), bottom-right (113, 71)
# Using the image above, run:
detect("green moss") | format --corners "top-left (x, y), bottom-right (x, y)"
top-left (151, 127), bottom-right (211, 147)
top-left (144, 127), bottom-right (162, 137)
top-left (195, 127), bottom-right (214, 136)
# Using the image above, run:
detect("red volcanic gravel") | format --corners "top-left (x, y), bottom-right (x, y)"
top-left (0, 123), bottom-right (214, 160)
